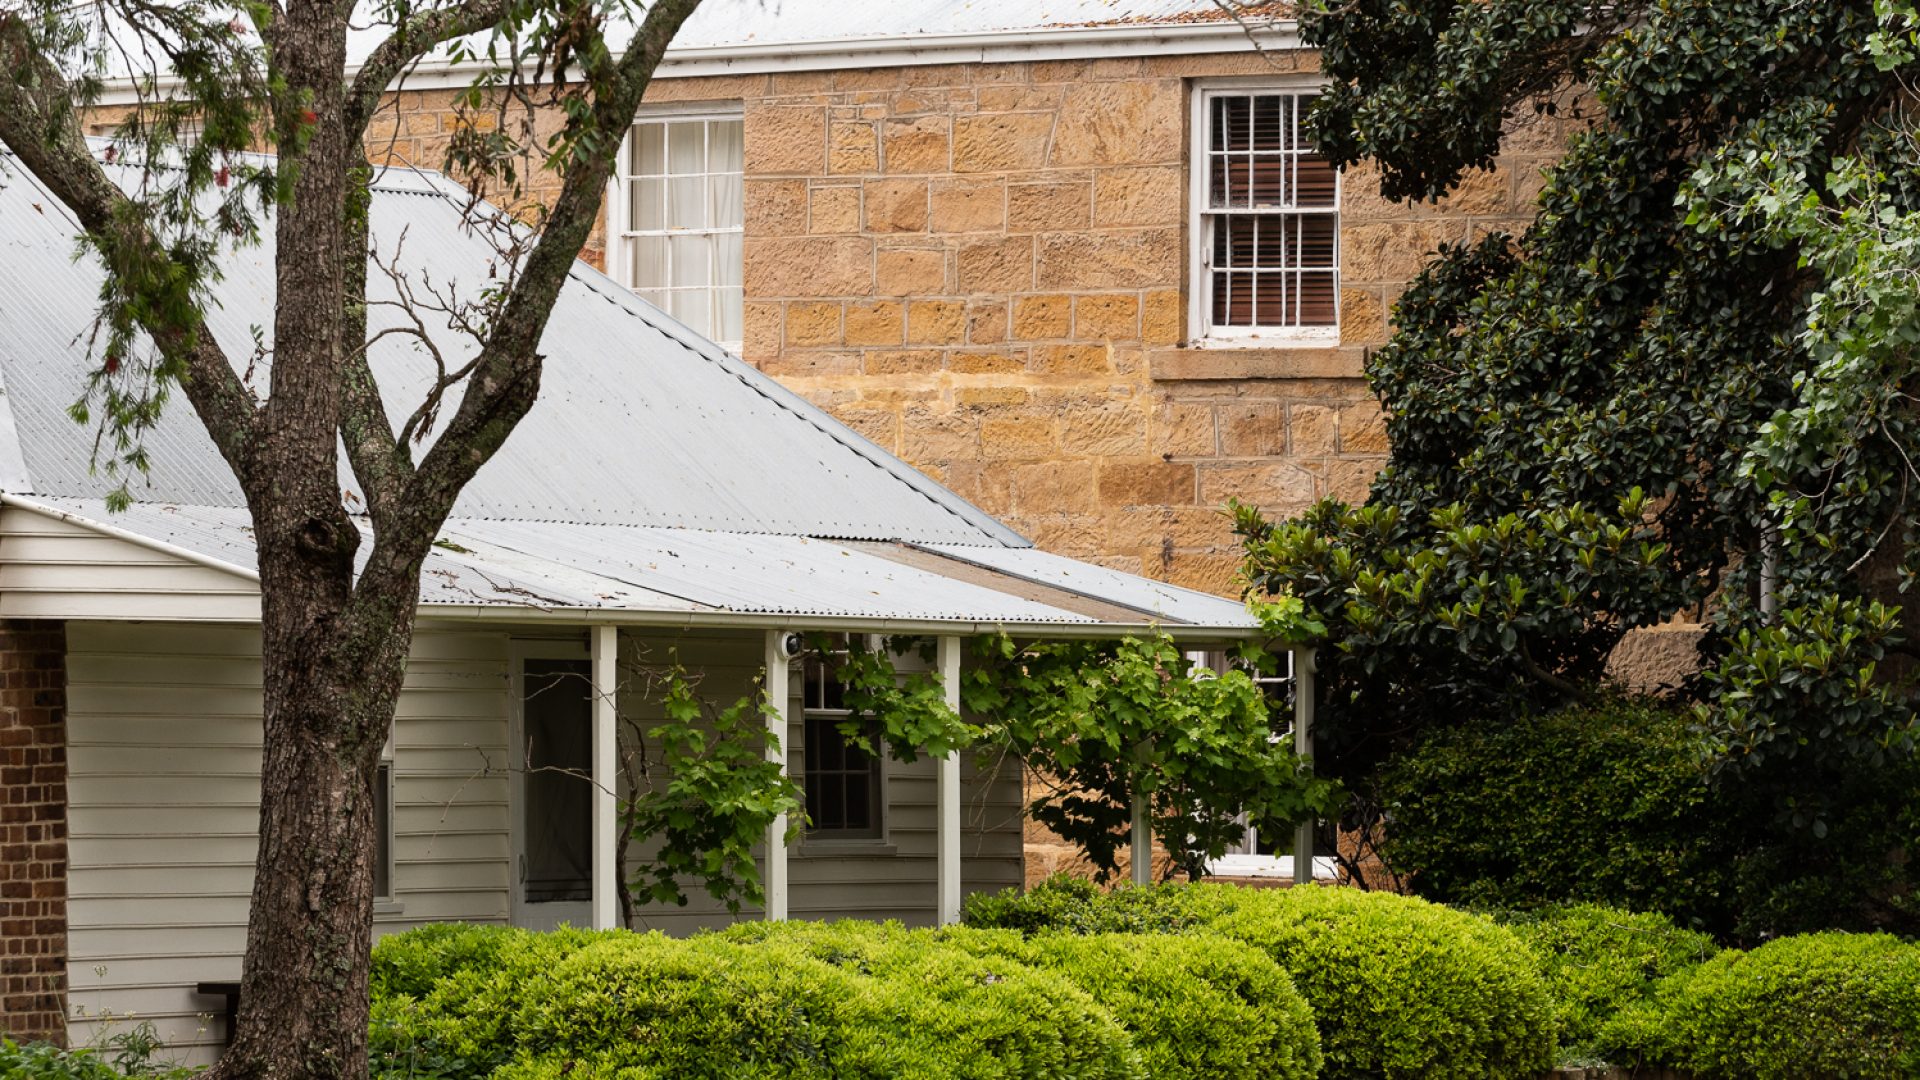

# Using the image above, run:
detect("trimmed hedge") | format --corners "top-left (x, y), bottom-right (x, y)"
top-left (1595, 932), bottom-right (1920, 1079)
top-left (966, 878), bottom-right (1556, 1080)
top-left (1497, 903), bottom-right (1719, 1061)
top-left (374, 921), bottom-right (1148, 1080)
top-left (948, 927), bottom-right (1321, 1080)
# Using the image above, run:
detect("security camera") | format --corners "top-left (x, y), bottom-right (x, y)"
top-left (776, 632), bottom-right (806, 660)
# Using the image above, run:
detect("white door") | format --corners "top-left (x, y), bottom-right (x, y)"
top-left (509, 644), bottom-right (595, 930)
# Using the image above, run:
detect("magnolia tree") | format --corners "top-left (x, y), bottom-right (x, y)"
top-left (0, 0), bottom-right (702, 1074)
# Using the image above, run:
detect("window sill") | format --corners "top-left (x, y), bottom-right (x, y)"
top-left (1203, 854), bottom-right (1339, 880)
top-left (373, 899), bottom-right (407, 919)
top-left (1150, 345), bottom-right (1368, 381)
top-left (795, 838), bottom-right (898, 859)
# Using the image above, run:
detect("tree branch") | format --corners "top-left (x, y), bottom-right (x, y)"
top-left (0, 10), bottom-right (260, 482)
top-left (344, 0), bottom-right (518, 138)
top-left (349, 0), bottom-right (705, 609)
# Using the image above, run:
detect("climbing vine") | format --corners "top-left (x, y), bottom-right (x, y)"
top-left (616, 657), bottom-right (801, 921)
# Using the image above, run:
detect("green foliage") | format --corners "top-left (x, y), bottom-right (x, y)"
top-left (815, 634), bottom-right (973, 762)
top-left (716, 921), bottom-right (1144, 1080)
top-left (963, 631), bottom-right (1338, 881)
top-left (373, 921), bottom-right (1147, 1080)
top-left (1206, 887), bottom-right (1556, 1080)
top-left (1375, 698), bottom-right (1739, 926)
top-left (994, 932), bottom-right (1322, 1080)
top-left (1263, 0), bottom-right (1920, 936)
top-left (1595, 932), bottom-right (1920, 1079)
top-left (1496, 904), bottom-right (1719, 1061)
top-left (0, 1028), bottom-right (199, 1080)
top-left (1377, 696), bottom-right (1920, 939)
top-left (962, 875), bottom-right (1224, 937)
top-left (969, 880), bottom-right (1555, 1080)
top-left (624, 660), bottom-right (802, 914)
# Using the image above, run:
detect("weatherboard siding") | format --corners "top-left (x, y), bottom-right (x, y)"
top-left (0, 507), bottom-right (260, 622)
top-left (60, 622), bottom-right (1021, 1060)
top-left (63, 622), bottom-right (512, 1063)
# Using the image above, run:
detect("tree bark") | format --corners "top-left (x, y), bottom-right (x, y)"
top-left (1, 0), bottom-right (706, 1073)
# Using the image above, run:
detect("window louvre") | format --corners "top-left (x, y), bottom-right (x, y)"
top-left (1196, 89), bottom-right (1340, 341)
top-left (614, 111), bottom-right (744, 349)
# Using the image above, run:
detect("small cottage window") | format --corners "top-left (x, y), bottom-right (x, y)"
top-left (609, 107), bottom-right (745, 350)
top-left (1191, 86), bottom-right (1340, 343)
top-left (802, 642), bottom-right (884, 838)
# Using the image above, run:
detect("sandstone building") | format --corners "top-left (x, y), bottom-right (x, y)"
top-left (352, 0), bottom-right (1562, 596)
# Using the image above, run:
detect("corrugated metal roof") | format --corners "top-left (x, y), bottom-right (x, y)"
top-left (919, 542), bottom-right (1258, 627)
top-left (0, 154), bottom-right (1018, 545)
top-left (666, 0), bottom-right (1283, 49)
top-left (0, 147), bottom-right (1261, 633)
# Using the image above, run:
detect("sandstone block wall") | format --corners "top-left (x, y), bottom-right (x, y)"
top-left (90, 49), bottom-right (1565, 596)
top-left (0, 620), bottom-right (69, 1045)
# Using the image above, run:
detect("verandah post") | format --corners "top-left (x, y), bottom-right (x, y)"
top-left (1292, 646), bottom-right (1317, 887)
top-left (763, 630), bottom-right (792, 921)
top-left (590, 625), bottom-right (619, 930)
top-left (937, 634), bottom-right (962, 925)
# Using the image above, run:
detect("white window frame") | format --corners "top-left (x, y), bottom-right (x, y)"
top-left (799, 634), bottom-right (888, 841)
top-left (605, 101), bottom-right (745, 351)
top-left (1188, 78), bottom-right (1342, 348)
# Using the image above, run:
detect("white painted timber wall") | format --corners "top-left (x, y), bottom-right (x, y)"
top-left (63, 622), bottom-right (511, 1064)
top-left (60, 620), bottom-right (1022, 1063)
top-left (0, 507), bottom-right (260, 621)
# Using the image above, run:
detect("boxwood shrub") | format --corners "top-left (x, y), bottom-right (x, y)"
top-left (946, 927), bottom-right (1321, 1080)
top-left (377, 921), bottom-right (1146, 1080)
top-left (713, 921), bottom-right (1144, 1079)
top-left (1595, 932), bottom-right (1920, 1079)
top-left (1497, 903), bottom-right (1718, 1062)
top-left (967, 879), bottom-right (1556, 1079)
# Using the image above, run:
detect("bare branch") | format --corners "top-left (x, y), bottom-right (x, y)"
top-left (349, 0), bottom-right (705, 610)
top-left (344, 0), bottom-right (517, 138)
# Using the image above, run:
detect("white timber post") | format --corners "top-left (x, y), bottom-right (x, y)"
top-left (590, 624), bottom-right (619, 930)
top-left (1292, 646), bottom-right (1317, 887)
top-left (763, 630), bottom-right (791, 922)
top-left (937, 635), bottom-right (963, 925)
top-left (1130, 794), bottom-right (1152, 887)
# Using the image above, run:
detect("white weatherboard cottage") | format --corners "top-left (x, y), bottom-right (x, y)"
top-left (0, 148), bottom-right (1262, 1061)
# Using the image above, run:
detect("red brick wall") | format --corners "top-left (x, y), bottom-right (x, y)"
top-left (1, 620), bottom-right (68, 1045)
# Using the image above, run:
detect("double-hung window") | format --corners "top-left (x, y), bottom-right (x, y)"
top-left (610, 108), bottom-right (744, 350)
top-left (801, 642), bottom-right (884, 839)
top-left (1191, 86), bottom-right (1340, 344)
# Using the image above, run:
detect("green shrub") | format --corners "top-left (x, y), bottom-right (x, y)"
top-left (714, 920), bottom-right (1145, 1079)
top-left (1595, 932), bottom-right (1920, 1079)
top-left (1377, 698), bottom-right (1741, 931)
top-left (1496, 903), bottom-right (1718, 1062)
top-left (0, 1027), bottom-right (199, 1080)
top-left (969, 880), bottom-right (1555, 1080)
top-left (1207, 886), bottom-right (1556, 1079)
top-left (370, 926), bottom-right (622, 1079)
top-left (961, 875), bottom-right (1231, 937)
top-left (996, 931), bottom-right (1321, 1080)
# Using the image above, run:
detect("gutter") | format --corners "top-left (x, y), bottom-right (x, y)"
top-left (0, 495), bottom-right (1260, 639)
top-left (91, 20), bottom-right (1302, 106)
top-left (416, 603), bottom-right (1264, 641)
